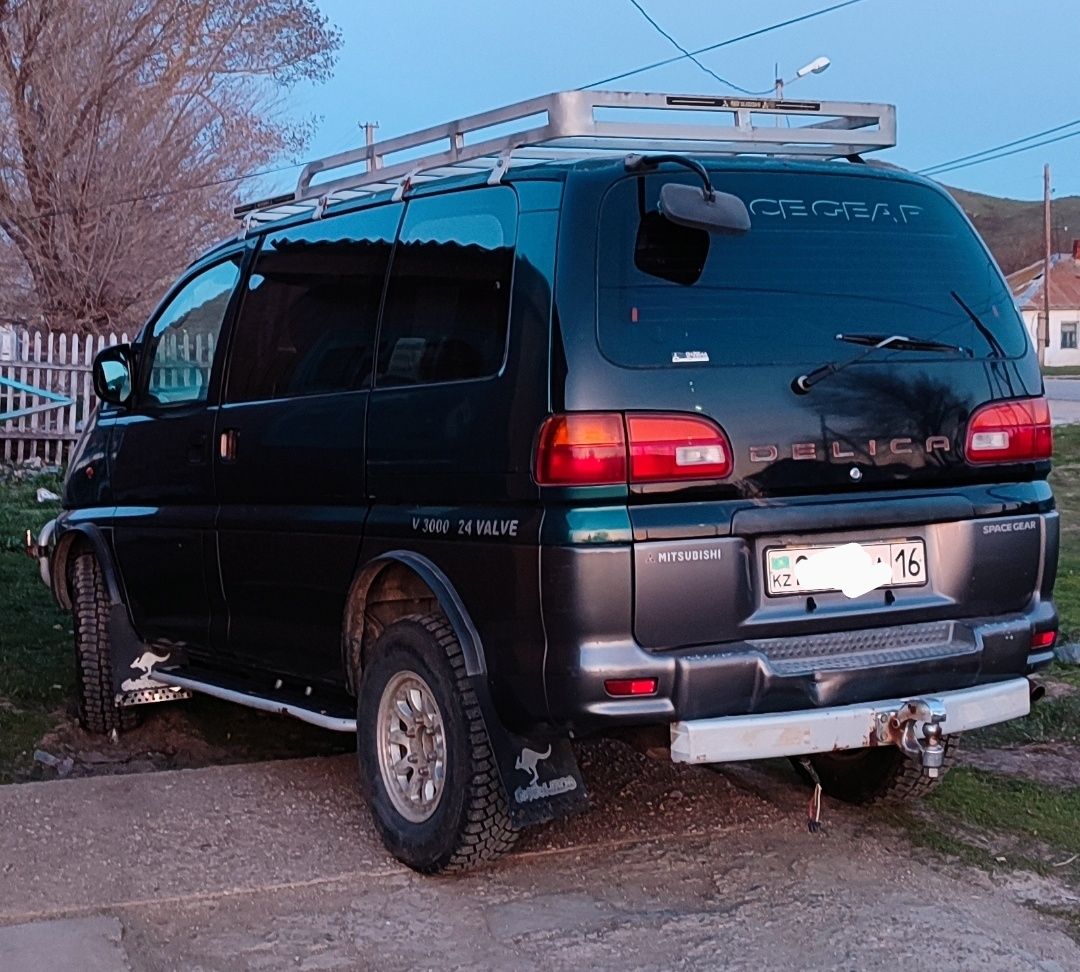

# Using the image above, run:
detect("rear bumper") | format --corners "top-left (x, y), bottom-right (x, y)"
top-left (542, 602), bottom-right (1056, 733)
top-left (670, 677), bottom-right (1031, 764)
top-left (540, 505), bottom-right (1058, 733)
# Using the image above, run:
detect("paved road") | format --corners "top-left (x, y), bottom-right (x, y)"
top-left (1, 743), bottom-right (1077, 971)
top-left (1046, 377), bottom-right (1080, 425)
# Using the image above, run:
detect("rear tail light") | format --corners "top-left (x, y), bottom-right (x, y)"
top-left (626, 414), bottom-right (733, 482)
top-left (965, 397), bottom-right (1052, 464)
top-left (534, 413), bottom-right (626, 486)
top-left (1031, 630), bottom-right (1056, 650)
top-left (534, 412), bottom-right (732, 486)
top-left (604, 677), bottom-right (658, 697)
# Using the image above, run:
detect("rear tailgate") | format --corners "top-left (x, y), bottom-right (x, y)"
top-left (554, 161), bottom-right (1052, 655)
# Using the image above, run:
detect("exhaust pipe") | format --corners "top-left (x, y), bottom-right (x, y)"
top-left (1028, 678), bottom-right (1046, 704)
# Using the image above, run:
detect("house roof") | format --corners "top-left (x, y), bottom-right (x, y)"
top-left (1009, 252), bottom-right (1080, 310)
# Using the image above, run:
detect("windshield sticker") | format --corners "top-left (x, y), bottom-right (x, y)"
top-left (672, 350), bottom-right (709, 363)
top-left (748, 199), bottom-right (923, 223)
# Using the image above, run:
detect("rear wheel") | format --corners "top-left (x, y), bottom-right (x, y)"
top-left (793, 737), bottom-right (959, 805)
top-left (71, 552), bottom-right (140, 735)
top-left (356, 614), bottom-right (516, 873)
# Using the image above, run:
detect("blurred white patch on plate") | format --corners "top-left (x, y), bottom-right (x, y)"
top-left (794, 542), bottom-right (893, 599)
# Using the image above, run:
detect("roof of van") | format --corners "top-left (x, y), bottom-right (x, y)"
top-left (193, 154), bottom-right (941, 269)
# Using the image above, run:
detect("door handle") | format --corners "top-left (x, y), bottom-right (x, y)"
top-left (219, 429), bottom-right (238, 462)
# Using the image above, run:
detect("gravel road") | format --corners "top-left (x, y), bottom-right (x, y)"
top-left (1, 738), bottom-right (1077, 971)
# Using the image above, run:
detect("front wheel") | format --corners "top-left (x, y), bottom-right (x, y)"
top-left (356, 614), bottom-right (516, 873)
top-left (70, 552), bottom-right (140, 735)
top-left (793, 736), bottom-right (959, 805)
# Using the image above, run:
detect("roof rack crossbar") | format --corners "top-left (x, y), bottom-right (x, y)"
top-left (235, 90), bottom-right (896, 226)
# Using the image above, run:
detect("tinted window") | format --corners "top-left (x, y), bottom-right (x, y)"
top-left (144, 257), bottom-right (241, 406)
top-left (598, 172), bottom-right (1029, 368)
top-left (227, 204), bottom-right (401, 402)
top-left (375, 187), bottom-right (516, 386)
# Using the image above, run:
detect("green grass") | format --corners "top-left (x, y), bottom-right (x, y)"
top-left (887, 768), bottom-right (1080, 910)
top-left (1043, 367), bottom-right (1080, 377)
top-left (928, 769), bottom-right (1080, 858)
top-left (894, 425), bottom-right (1080, 907)
top-left (1051, 425), bottom-right (1080, 642)
top-left (0, 472), bottom-right (72, 782)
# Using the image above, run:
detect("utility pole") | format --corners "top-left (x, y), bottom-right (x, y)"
top-left (362, 121), bottom-right (380, 172)
top-left (1042, 163), bottom-right (1052, 367)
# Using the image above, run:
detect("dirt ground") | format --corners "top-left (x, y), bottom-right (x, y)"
top-left (2, 736), bottom-right (1079, 971)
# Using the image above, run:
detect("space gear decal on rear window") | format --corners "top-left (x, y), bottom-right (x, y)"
top-left (747, 198), bottom-right (924, 223)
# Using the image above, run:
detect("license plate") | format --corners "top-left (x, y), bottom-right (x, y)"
top-left (765, 539), bottom-right (926, 597)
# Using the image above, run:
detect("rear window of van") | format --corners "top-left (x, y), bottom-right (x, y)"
top-left (597, 170), bottom-right (1028, 368)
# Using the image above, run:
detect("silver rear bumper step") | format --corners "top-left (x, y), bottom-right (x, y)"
top-left (670, 678), bottom-right (1031, 764)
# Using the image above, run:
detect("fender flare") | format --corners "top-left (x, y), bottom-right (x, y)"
top-left (51, 521), bottom-right (152, 699)
top-left (344, 549), bottom-right (487, 681)
top-left (51, 521), bottom-right (126, 610)
top-left (343, 549), bottom-right (588, 829)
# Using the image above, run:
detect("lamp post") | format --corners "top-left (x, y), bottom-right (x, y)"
top-left (774, 56), bottom-right (831, 99)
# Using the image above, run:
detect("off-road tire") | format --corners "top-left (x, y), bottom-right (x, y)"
top-left (356, 614), bottom-right (517, 873)
top-left (71, 552), bottom-right (141, 735)
top-left (793, 736), bottom-right (959, 805)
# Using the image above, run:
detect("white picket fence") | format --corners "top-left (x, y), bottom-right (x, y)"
top-left (0, 327), bottom-right (129, 465)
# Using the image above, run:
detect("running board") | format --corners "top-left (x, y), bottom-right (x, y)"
top-left (152, 671), bottom-right (357, 733)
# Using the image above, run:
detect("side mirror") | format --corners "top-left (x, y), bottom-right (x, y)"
top-left (92, 344), bottom-right (134, 406)
top-left (659, 183), bottom-right (751, 236)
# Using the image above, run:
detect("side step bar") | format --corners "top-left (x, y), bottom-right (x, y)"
top-left (152, 671), bottom-right (356, 733)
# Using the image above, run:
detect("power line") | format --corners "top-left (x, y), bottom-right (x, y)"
top-left (623, 0), bottom-right (764, 95)
top-left (924, 126), bottom-right (1080, 178)
top-left (21, 1), bottom-right (873, 224)
top-left (580, 0), bottom-right (868, 90)
top-left (919, 118), bottom-right (1080, 176)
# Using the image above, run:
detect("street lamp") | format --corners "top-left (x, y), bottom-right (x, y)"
top-left (774, 56), bottom-right (831, 99)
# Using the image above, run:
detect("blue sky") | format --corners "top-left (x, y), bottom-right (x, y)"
top-left (272, 0), bottom-right (1080, 203)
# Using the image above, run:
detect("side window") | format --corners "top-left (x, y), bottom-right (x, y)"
top-left (375, 187), bottom-right (517, 387)
top-left (143, 257), bottom-right (241, 407)
top-left (1062, 322), bottom-right (1078, 350)
top-left (226, 204), bottom-right (401, 403)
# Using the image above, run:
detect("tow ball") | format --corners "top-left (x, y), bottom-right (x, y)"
top-left (876, 698), bottom-right (948, 777)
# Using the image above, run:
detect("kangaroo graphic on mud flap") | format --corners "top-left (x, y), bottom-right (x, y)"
top-left (515, 744), bottom-right (552, 786)
top-left (120, 650), bottom-right (171, 692)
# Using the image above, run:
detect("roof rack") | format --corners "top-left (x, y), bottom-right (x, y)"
top-left (234, 89), bottom-right (896, 228)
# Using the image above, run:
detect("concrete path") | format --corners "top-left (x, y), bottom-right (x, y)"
top-left (1, 743), bottom-right (1078, 971)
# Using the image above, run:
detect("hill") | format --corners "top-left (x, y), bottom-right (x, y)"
top-left (945, 185), bottom-right (1080, 274)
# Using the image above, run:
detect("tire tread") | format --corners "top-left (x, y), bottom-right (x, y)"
top-left (71, 553), bottom-right (139, 735)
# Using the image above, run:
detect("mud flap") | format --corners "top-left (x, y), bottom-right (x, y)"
top-left (469, 674), bottom-right (588, 828)
top-left (107, 607), bottom-right (191, 707)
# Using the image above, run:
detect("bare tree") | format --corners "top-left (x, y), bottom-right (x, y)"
top-left (0, 0), bottom-right (340, 333)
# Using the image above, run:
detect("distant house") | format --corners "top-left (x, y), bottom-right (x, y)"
top-left (1008, 241), bottom-right (1080, 366)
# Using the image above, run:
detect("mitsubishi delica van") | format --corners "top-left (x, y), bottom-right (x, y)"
top-left (29, 92), bottom-right (1058, 872)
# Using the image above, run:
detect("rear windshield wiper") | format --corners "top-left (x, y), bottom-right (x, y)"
top-left (793, 333), bottom-right (972, 394)
top-left (951, 290), bottom-right (1007, 358)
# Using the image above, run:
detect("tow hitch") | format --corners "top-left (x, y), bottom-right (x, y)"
top-left (877, 698), bottom-right (947, 776)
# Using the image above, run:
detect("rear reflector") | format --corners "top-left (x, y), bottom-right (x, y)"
top-left (604, 678), bottom-right (659, 697)
top-left (966, 397), bottom-right (1052, 464)
top-left (534, 412), bottom-right (732, 486)
top-left (1031, 630), bottom-right (1056, 650)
